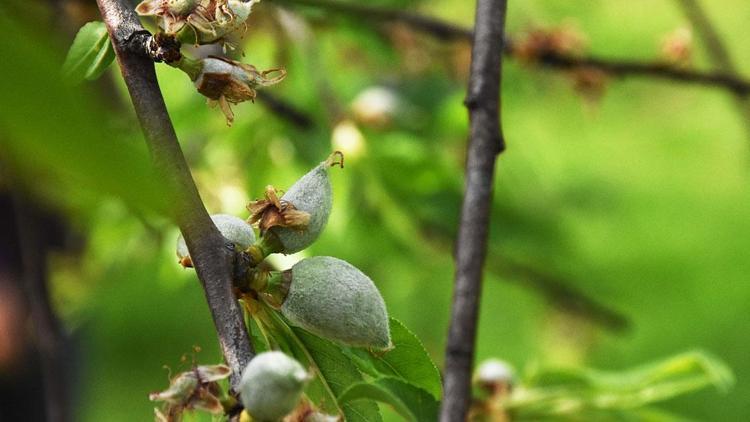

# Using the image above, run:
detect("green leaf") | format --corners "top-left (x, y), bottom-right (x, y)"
top-left (258, 304), bottom-right (382, 422)
top-left (344, 318), bottom-right (442, 399)
top-left (62, 21), bottom-right (115, 84)
top-left (243, 304), bottom-right (270, 353)
top-left (338, 377), bottom-right (439, 422)
top-left (509, 350), bottom-right (734, 419)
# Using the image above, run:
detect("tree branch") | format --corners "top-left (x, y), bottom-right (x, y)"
top-left (12, 194), bottom-right (70, 422)
top-left (440, 0), bottom-right (507, 420)
top-left (95, 0), bottom-right (253, 389)
top-left (524, 47), bottom-right (750, 96)
top-left (256, 91), bottom-right (315, 130)
top-left (493, 259), bottom-right (629, 333)
top-left (278, 0), bottom-right (472, 41)
top-left (279, 0), bottom-right (750, 97)
top-left (675, 0), bottom-right (750, 136)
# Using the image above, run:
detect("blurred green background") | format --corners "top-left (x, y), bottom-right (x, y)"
top-left (1, 0), bottom-right (749, 420)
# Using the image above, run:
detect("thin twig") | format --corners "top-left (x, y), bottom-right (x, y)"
top-left (256, 91), bottom-right (315, 130)
top-left (676, 0), bottom-right (750, 136)
top-left (676, 0), bottom-right (734, 71)
top-left (95, 0), bottom-right (253, 389)
top-left (278, 0), bottom-right (472, 41)
top-left (524, 47), bottom-right (750, 96)
top-left (440, 0), bottom-right (507, 420)
top-left (494, 259), bottom-right (629, 333)
top-left (279, 0), bottom-right (750, 96)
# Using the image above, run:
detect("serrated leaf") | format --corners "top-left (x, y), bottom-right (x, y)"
top-left (62, 21), bottom-right (115, 84)
top-left (338, 377), bottom-right (439, 422)
top-left (258, 304), bottom-right (382, 422)
top-left (509, 350), bottom-right (734, 419)
top-left (344, 318), bottom-right (442, 399)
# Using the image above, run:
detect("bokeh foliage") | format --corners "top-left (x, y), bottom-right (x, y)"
top-left (1, 0), bottom-right (749, 420)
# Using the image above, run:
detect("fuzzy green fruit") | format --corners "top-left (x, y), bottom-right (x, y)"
top-left (239, 351), bottom-right (309, 421)
top-left (176, 214), bottom-right (255, 266)
top-left (280, 256), bottom-right (391, 349)
top-left (270, 162), bottom-right (332, 254)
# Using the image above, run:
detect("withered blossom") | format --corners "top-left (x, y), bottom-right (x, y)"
top-left (194, 56), bottom-right (286, 125)
top-left (136, 0), bottom-right (259, 44)
top-left (150, 364), bottom-right (231, 422)
top-left (247, 185), bottom-right (310, 235)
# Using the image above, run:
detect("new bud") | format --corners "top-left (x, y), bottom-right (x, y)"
top-left (474, 359), bottom-right (515, 393)
top-left (176, 213), bottom-right (256, 267)
top-left (273, 256), bottom-right (391, 349)
top-left (239, 351), bottom-right (310, 421)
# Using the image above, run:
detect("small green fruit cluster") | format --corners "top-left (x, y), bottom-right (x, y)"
top-left (239, 351), bottom-right (310, 421)
top-left (175, 155), bottom-right (391, 352)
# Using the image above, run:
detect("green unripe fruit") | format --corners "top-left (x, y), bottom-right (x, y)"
top-left (176, 214), bottom-right (255, 266)
top-left (239, 351), bottom-right (309, 421)
top-left (269, 162), bottom-right (333, 254)
top-left (279, 256), bottom-right (391, 349)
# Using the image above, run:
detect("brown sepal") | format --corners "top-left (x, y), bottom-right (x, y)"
top-left (246, 186), bottom-right (311, 235)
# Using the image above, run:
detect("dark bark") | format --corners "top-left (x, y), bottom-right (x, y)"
top-left (95, 0), bottom-right (253, 389)
top-left (440, 0), bottom-right (507, 421)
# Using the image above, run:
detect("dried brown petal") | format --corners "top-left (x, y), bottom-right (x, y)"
top-left (247, 186), bottom-right (311, 234)
top-left (194, 57), bottom-right (286, 126)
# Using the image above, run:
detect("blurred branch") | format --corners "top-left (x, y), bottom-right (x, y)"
top-left (494, 260), bottom-right (629, 333)
top-left (256, 91), bottom-right (315, 130)
top-left (676, 0), bottom-right (750, 136)
top-left (525, 49), bottom-right (750, 96)
top-left (12, 194), bottom-right (69, 422)
top-left (676, 0), bottom-right (735, 72)
top-left (279, 0), bottom-right (750, 97)
top-left (95, 0), bottom-right (253, 389)
top-left (440, 0), bottom-right (507, 420)
top-left (278, 0), bottom-right (472, 40)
